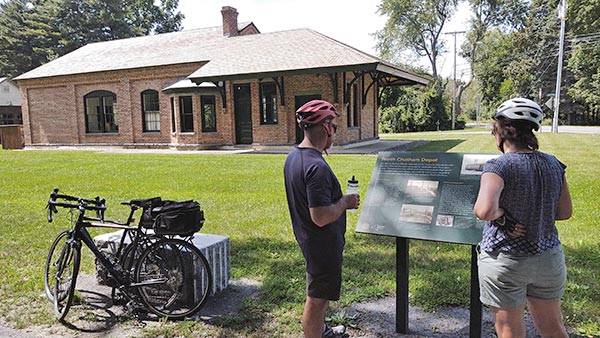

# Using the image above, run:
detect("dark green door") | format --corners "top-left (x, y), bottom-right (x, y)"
top-left (294, 94), bottom-right (322, 144)
top-left (234, 84), bottom-right (252, 144)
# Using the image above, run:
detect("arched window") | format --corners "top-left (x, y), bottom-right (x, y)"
top-left (84, 90), bottom-right (118, 133)
top-left (141, 89), bottom-right (160, 132)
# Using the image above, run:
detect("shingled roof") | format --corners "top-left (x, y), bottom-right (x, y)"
top-left (188, 28), bottom-right (428, 86)
top-left (16, 24), bottom-right (429, 86)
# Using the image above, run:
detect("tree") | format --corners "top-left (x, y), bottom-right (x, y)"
top-left (506, 0), bottom-right (564, 101)
top-left (379, 85), bottom-right (458, 132)
top-left (566, 0), bottom-right (600, 125)
top-left (466, 0), bottom-right (577, 124)
top-left (0, 0), bottom-right (60, 78)
top-left (458, 0), bottom-right (527, 117)
top-left (470, 29), bottom-right (515, 111)
top-left (0, 0), bottom-right (184, 78)
top-left (376, 0), bottom-right (458, 95)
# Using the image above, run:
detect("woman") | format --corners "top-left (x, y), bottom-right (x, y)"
top-left (474, 98), bottom-right (573, 338)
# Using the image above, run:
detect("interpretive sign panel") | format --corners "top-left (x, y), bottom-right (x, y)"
top-left (356, 152), bottom-right (498, 245)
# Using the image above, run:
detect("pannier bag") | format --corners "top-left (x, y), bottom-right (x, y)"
top-left (140, 198), bottom-right (205, 236)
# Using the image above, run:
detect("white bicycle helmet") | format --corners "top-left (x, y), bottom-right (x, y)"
top-left (493, 97), bottom-right (543, 131)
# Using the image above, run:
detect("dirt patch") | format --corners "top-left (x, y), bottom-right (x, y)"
top-left (342, 296), bottom-right (543, 338)
top-left (0, 273), bottom-right (261, 338)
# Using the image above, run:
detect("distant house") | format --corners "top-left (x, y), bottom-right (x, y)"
top-left (15, 6), bottom-right (429, 149)
top-left (0, 77), bottom-right (22, 125)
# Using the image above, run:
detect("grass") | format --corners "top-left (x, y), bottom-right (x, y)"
top-left (0, 130), bottom-right (598, 337)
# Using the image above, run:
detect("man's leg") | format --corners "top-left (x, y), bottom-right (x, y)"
top-left (526, 297), bottom-right (568, 338)
top-left (303, 296), bottom-right (329, 338)
top-left (491, 305), bottom-right (526, 338)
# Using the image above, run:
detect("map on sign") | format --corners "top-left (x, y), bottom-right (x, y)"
top-left (356, 152), bottom-right (499, 245)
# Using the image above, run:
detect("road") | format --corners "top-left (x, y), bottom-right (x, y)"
top-left (539, 125), bottom-right (600, 133)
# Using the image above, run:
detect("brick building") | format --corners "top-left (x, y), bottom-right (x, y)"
top-left (15, 6), bottom-right (429, 150)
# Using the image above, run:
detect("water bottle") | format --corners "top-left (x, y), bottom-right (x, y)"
top-left (347, 175), bottom-right (359, 194)
top-left (347, 176), bottom-right (358, 211)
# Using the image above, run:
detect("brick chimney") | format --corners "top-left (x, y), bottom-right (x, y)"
top-left (221, 6), bottom-right (239, 37)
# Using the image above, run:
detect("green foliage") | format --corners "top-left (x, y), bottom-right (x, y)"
top-left (466, 0), bottom-right (600, 126)
top-left (379, 85), bottom-right (463, 132)
top-left (0, 0), bottom-right (184, 77)
top-left (506, 0), bottom-right (563, 98)
top-left (565, 0), bottom-right (600, 125)
top-left (471, 29), bottom-right (515, 110)
top-left (376, 0), bottom-right (457, 91)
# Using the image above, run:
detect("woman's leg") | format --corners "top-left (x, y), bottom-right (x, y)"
top-left (526, 297), bottom-right (568, 338)
top-left (491, 305), bottom-right (526, 338)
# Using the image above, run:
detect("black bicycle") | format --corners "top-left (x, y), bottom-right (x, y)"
top-left (44, 188), bottom-right (212, 321)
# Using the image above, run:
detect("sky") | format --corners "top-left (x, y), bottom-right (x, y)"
top-left (177, 0), bottom-right (471, 80)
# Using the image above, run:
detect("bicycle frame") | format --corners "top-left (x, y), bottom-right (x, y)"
top-left (48, 189), bottom-right (168, 292)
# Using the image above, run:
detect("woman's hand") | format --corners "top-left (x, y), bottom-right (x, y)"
top-left (506, 223), bottom-right (527, 238)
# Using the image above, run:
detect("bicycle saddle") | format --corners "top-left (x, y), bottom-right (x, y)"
top-left (129, 197), bottom-right (162, 208)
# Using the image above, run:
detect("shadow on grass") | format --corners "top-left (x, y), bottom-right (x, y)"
top-left (208, 238), bottom-right (303, 336)
top-left (411, 139), bottom-right (466, 152)
top-left (216, 235), bottom-right (479, 336)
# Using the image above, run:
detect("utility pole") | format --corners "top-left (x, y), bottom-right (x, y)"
top-left (552, 0), bottom-right (567, 133)
top-left (445, 31), bottom-right (466, 130)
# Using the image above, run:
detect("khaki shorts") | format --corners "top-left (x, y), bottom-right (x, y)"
top-left (478, 245), bottom-right (566, 308)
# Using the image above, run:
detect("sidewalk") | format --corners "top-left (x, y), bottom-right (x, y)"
top-left (53, 139), bottom-right (427, 155)
top-left (250, 139), bottom-right (427, 155)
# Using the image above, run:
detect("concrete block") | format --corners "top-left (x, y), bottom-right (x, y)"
top-left (94, 231), bottom-right (230, 295)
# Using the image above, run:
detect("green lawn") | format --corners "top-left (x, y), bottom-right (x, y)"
top-left (0, 130), bottom-right (598, 337)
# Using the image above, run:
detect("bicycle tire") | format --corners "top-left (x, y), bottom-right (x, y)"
top-left (44, 230), bottom-right (69, 302)
top-left (134, 238), bottom-right (212, 319)
top-left (44, 230), bottom-right (80, 320)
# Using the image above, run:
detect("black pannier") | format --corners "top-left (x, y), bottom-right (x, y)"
top-left (140, 198), bottom-right (204, 236)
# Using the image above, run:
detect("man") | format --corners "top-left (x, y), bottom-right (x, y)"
top-left (283, 99), bottom-right (360, 338)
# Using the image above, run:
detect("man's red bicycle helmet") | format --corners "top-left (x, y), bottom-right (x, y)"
top-left (296, 100), bottom-right (338, 129)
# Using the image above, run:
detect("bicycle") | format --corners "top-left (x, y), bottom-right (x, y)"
top-left (44, 188), bottom-right (212, 321)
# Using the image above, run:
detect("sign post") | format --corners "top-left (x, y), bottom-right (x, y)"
top-left (356, 152), bottom-right (497, 338)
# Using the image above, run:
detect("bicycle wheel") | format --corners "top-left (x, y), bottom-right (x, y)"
top-left (134, 238), bottom-right (212, 319)
top-left (43, 230), bottom-right (80, 320)
top-left (112, 235), bottom-right (154, 300)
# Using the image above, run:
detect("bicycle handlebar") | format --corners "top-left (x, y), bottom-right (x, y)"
top-left (47, 188), bottom-right (106, 223)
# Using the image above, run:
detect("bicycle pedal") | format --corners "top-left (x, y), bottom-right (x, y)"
top-left (124, 301), bottom-right (144, 313)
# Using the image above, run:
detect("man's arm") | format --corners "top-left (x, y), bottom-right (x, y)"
top-left (309, 194), bottom-right (359, 227)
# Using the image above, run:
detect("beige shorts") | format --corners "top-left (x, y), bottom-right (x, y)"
top-left (478, 245), bottom-right (566, 308)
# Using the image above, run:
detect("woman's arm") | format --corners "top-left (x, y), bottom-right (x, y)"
top-left (556, 176), bottom-right (573, 220)
top-left (474, 172), bottom-right (505, 221)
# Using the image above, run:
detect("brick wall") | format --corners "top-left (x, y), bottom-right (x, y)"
top-left (19, 66), bottom-right (379, 148)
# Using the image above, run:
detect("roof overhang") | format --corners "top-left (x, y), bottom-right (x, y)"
top-left (188, 61), bottom-right (430, 87)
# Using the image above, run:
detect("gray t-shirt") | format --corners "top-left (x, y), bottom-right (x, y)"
top-left (479, 151), bottom-right (566, 255)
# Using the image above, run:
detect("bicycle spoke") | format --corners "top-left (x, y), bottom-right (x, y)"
top-left (135, 239), bottom-right (212, 319)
